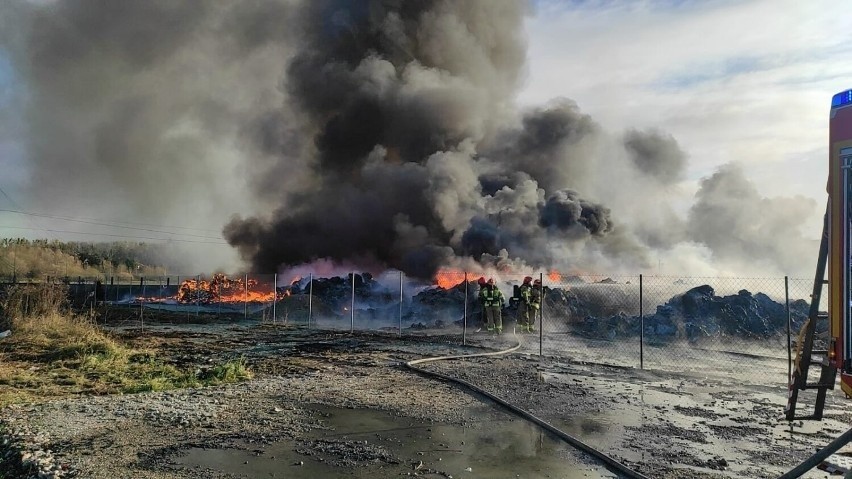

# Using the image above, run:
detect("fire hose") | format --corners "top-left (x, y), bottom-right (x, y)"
top-left (777, 426), bottom-right (852, 478)
top-left (404, 332), bottom-right (651, 479)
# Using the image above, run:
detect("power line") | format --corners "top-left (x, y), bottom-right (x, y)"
top-left (24, 211), bottom-right (222, 234)
top-left (0, 186), bottom-right (22, 210)
top-left (0, 185), bottom-right (44, 232)
top-left (0, 208), bottom-right (225, 240)
top-left (0, 225), bottom-right (231, 245)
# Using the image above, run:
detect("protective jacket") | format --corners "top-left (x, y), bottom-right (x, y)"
top-left (480, 285), bottom-right (504, 307)
top-left (529, 285), bottom-right (542, 308)
top-left (519, 283), bottom-right (533, 305)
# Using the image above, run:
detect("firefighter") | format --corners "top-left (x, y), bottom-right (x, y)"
top-left (517, 276), bottom-right (533, 332)
top-left (528, 278), bottom-right (543, 333)
top-left (476, 277), bottom-right (487, 331)
top-left (481, 278), bottom-right (504, 334)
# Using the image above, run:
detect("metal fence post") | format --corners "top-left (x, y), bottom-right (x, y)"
top-left (139, 276), bottom-right (145, 332)
top-left (308, 273), bottom-right (313, 328)
top-left (785, 275), bottom-right (791, 383)
top-left (640, 274), bottom-right (644, 370)
top-left (463, 272), bottom-right (468, 346)
top-left (244, 273), bottom-right (248, 320)
top-left (273, 273), bottom-right (278, 324)
top-left (350, 271), bottom-right (355, 333)
top-left (90, 276), bottom-right (95, 322)
top-left (195, 274), bottom-right (200, 318)
top-left (398, 271), bottom-right (403, 337)
top-left (539, 272), bottom-right (543, 357)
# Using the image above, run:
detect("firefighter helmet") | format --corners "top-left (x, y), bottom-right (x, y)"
top-left (477, 277), bottom-right (486, 286)
top-left (523, 276), bottom-right (533, 284)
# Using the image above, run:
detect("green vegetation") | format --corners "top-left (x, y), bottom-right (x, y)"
top-left (0, 284), bottom-right (252, 406)
top-left (0, 238), bottom-right (168, 281)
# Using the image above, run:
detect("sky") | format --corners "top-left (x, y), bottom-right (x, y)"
top-left (521, 0), bottom-right (852, 218)
top-left (0, 0), bottom-right (850, 277)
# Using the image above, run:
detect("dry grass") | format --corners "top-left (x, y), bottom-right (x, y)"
top-left (0, 284), bottom-right (252, 406)
top-left (0, 241), bottom-right (166, 281)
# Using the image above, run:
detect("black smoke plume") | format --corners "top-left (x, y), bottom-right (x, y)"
top-left (223, 0), bottom-right (633, 279)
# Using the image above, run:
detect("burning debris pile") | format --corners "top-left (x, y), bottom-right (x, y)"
top-left (134, 271), bottom-right (811, 341)
top-left (174, 274), bottom-right (289, 304)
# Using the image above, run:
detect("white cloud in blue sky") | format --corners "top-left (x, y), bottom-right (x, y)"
top-left (521, 0), bottom-right (852, 226)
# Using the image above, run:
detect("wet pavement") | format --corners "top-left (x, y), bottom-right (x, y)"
top-left (173, 404), bottom-right (616, 478)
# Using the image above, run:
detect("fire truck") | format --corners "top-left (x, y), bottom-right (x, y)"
top-left (779, 89), bottom-right (852, 479)
top-left (787, 88), bottom-right (852, 421)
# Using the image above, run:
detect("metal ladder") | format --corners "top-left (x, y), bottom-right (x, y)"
top-left (786, 206), bottom-right (837, 421)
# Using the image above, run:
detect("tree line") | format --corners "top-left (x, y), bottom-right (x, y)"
top-left (0, 239), bottom-right (167, 280)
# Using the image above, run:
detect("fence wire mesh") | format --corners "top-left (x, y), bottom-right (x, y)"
top-left (638, 276), bottom-right (794, 383)
top-left (542, 274), bottom-right (640, 368)
top-left (0, 272), bottom-right (822, 377)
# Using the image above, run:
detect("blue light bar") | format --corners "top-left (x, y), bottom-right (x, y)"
top-left (833, 89), bottom-right (852, 108)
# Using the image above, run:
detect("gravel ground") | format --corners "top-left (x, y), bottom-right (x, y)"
top-left (1, 323), bottom-right (850, 479)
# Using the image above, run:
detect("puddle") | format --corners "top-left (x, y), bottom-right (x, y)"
top-left (173, 405), bottom-right (616, 478)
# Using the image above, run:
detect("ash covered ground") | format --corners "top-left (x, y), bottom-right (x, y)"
top-left (1, 312), bottom-right (850, 479)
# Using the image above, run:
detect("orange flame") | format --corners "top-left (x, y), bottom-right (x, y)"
top-left (434, 270), bottom-right (465, 289)
top-left (548, 270), bottom-right (561, 282)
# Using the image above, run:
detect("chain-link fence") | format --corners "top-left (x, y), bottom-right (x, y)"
top-left (638, 276), bottom-right (797, 384)
top-left (541, 274), bottom-right (640, 368)
top-left (0, 272), bottom-right (818, 378)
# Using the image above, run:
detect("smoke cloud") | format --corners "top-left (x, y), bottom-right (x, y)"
top-left (0, 0), bottom-right (303, 271)
top-left (223, 1), bottom-right (652, 279)
top-left (2, 0), bottom-right (820, 279)
top-left (623, 129), bottom-right (687, 184)
top-left (686, 163), bottom-right (818, 275)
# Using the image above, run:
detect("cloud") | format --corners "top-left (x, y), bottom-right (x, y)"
top-left (521, 0), bottom-right (852, 212)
